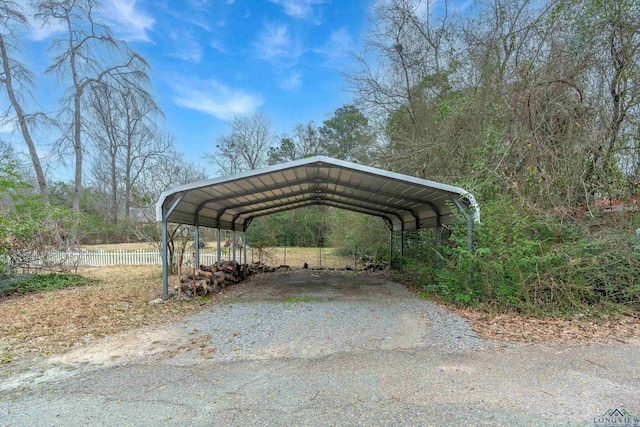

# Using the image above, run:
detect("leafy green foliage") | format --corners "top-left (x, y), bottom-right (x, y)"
top-left (0, 273), bottom-right (98, 297)
top-left (247, 207), bottom-right (330, 248)
top-left (328, 210), bottom-right (389, 263)
top-left (432, 194), bottom-right (640, 316)
top-left (319, 105), bottom-right (373, 163)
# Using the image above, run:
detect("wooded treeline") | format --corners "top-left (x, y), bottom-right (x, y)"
top-left (350, 0), bottom-right (639, 214)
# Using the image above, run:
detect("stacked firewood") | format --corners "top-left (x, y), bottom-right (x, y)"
top-left (177, 261), bottom-right (288, 297)
top-left (178, 260), bottom-right (248, 297)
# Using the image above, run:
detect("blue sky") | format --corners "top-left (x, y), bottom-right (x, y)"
top-left (4, 0), bottom-right (374, 179)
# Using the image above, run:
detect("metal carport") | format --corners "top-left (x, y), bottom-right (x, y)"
top-left (156, 156), bottom-right (479, 299)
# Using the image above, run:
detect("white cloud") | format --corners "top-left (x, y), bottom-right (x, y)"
top-left (101, 0), bottom-right (155, 42)
top-left (210, 39), bottom-right (225, 53)
top-left (254, 23), bottom-right (302, 64)
top-left (173, 78), bottom-right (263, 120)
top-left (168, 31), bottom-right (203, 63)
top-left (27, 16), bottom-right (66, 41)
top-left (314, 28), bottom-right (354, 65)
top-left (193, 19), bottom-right (211, 32)
top-left (268, 0), bottom-right (325, 20)
top-left (280, 71), bottom-right (302, 91)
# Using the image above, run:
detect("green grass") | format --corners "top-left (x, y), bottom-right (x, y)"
top-left (278, 295), bottom-right (326, 303)
top-left (0, 273), bottom-right (99, 297)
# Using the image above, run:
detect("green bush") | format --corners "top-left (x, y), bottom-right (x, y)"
top-left (432, 195), bottom-right (640, 316)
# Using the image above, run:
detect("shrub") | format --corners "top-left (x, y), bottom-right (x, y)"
top-left (432, 195), bottom-right (640, 316)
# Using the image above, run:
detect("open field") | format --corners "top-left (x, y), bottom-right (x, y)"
top-left (246, 246), bottom-right (355, 269)
top-left (76, 243), bottom-right (356, 269)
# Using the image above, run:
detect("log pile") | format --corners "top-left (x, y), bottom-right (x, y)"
top-left (364, 263), bottom-right (386, 271)
top-left (176, 261), bottom-right (287, 298)
top-left (178, 260), bottom-right (249, 297)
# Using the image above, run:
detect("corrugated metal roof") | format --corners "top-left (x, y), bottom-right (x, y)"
top-left (156, 156), bottom-right (479, 231)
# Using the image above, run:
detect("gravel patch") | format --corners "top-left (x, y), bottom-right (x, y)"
top-left (160, 271), bottom-right (490, 365)
top-left (1, 271), bottom-right (639, 426)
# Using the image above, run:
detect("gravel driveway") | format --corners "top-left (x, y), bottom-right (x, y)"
top-left (1, 270), bottom-right (639, 426)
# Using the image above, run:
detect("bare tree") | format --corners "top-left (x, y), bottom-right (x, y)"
top-left (348, 0), bottom-right (639, 212)
top-left (573, 0), bottom-right (640, 195)
top-left (346, 0), bottom-right (459, 176)
top-left (211, 112), bottom-right (273, 174)
top-left (134, 149), bottom-right (207, 274)
top-left (86, 84), bottom-right (120, 222)
top-left (34, 0), bottom-right (151, 212)
top-left (0, 1), bottom-right (49, 202)
top-left (87, 80), bottom-right (164, 223)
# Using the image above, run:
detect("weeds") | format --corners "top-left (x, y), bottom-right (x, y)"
top-left (0, 274), bottom-right (98, 297)
top-left (279, 295), bottom-right (326, 303)
top-left (427, 195), bottom-right (640, 317)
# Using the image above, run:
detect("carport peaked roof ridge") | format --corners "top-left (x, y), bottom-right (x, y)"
top-left (156, 155), bottom-right (479, 232)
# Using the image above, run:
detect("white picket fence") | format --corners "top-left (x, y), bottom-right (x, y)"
top-left (35, 249), bottom-right (219, 267)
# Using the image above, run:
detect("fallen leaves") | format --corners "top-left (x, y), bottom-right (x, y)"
top-left (451, 306), bottom-right (640, 343)
top-left (0, 266), bottom-right (214, 362)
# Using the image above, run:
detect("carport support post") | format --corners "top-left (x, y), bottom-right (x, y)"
top-left (400, 223), bottom-right (406, 272)
top-left (194, 215), bottom-right (200, 268)
top-left (466, 215), bottom-right (473, 289)
top-left (232, 231), bottom-right (236, 261)
top-left (243, 232), bottom-right (247, 265)
top-left (216, 228), bottom-right (221, 267)
top-left (466, 216), bottom-right (473, 253)
top-left (389, 229), bottom-right (393, 268)
top-left (161, 216), bottom-right (168, 300)
top-left (435, 216), bottom-right (442, 270)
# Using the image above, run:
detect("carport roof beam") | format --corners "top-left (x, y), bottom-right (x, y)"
top-left (157, 156), bottom-right (479, 233)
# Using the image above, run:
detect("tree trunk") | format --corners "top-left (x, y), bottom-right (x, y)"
top-left (0, 35), bottom-right (50, 204)
top-left (73, 91), bottom-right (82, 213)
top-left (124, 128), bottom-right (132, 219)
top-left (67, 12), bottom-right (82, 214)
top-left (111, 146), bottom-right (118, 224)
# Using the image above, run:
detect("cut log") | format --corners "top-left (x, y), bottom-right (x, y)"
top-left (197, 269), bottom-right (213, 278)
top-left (172, 261), bottom-right (283, 300)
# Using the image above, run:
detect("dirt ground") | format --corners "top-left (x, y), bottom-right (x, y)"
top-left (1, 271), bottom-right (639, 426)
top-left (2, 267), bottom-right (639, 366)
top-left (0, 266), bottom-right (207, 363)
